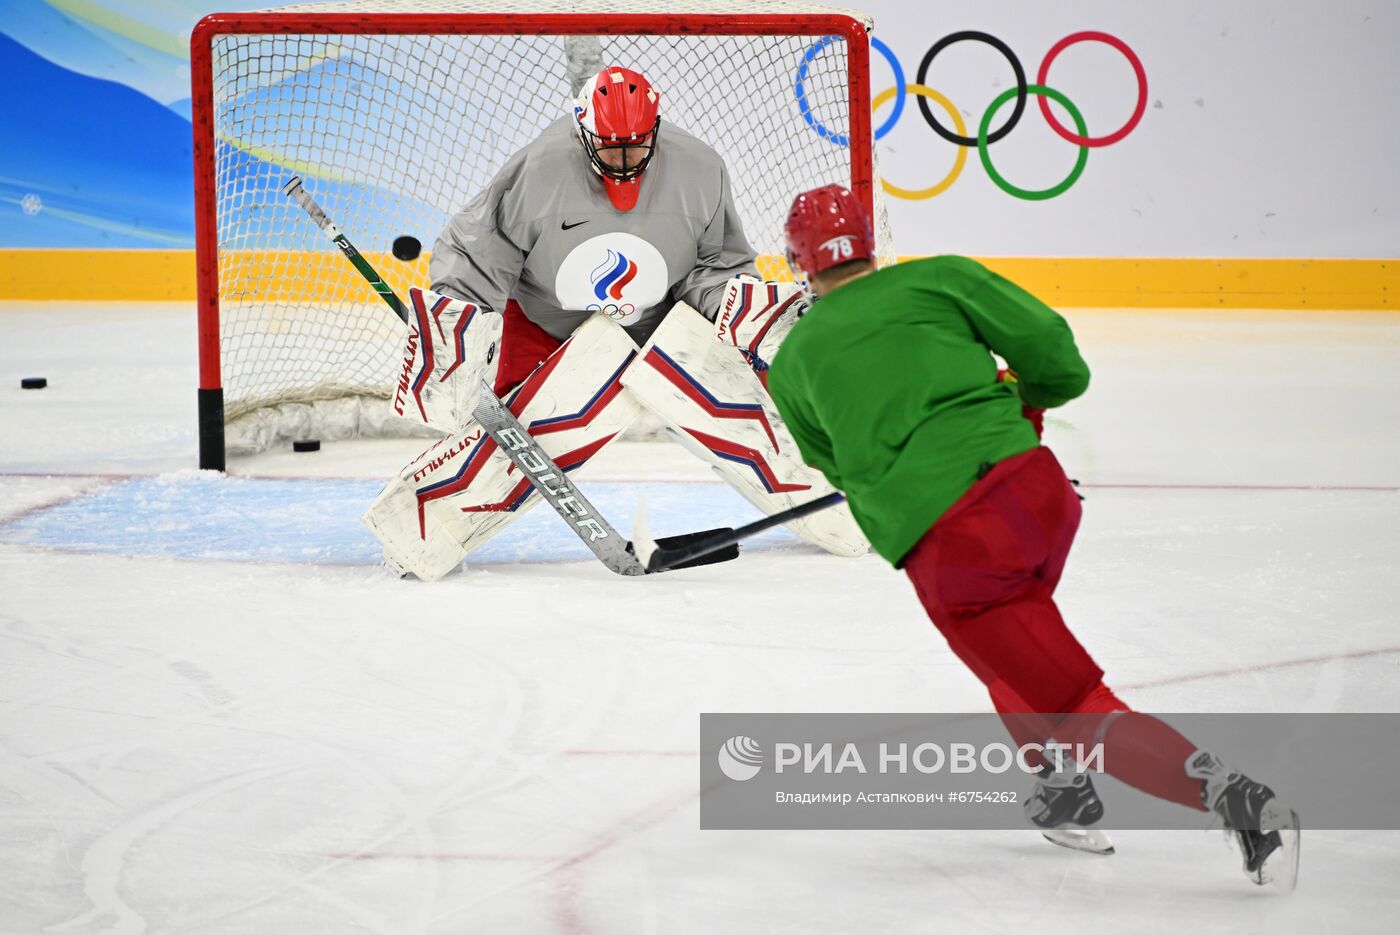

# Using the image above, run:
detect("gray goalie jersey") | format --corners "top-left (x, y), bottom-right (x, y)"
top-left (429, 116), bottom-right (758, 343)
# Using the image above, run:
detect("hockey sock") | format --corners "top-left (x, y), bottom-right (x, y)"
top-left (989, 679), bottom-right (1054, 771)
top-left (1057, 684), bottom-right (1208, 812)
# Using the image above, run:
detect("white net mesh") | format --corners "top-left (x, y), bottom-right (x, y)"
top-left (204, 1), bottom-right (893, 451)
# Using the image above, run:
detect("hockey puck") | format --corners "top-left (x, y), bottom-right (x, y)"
top-left (292, 439), bottom-right (321, 453)
top-left (392, 235), bottom-right (422, 261)
top-left (21, 377), bottom-right (47, 389)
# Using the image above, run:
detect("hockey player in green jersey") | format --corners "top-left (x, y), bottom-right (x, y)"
top-left (766, 183), bottom-right (1299, 889)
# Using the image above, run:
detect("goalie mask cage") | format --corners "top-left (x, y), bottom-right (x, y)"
top-left (192, 0), bottom-right (892, 471)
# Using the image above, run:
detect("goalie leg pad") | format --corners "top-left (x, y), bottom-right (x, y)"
top-left (365, 314), bottom-right (645, 580)
top-left (621, 302), bottom-right (867, 558)
top-left (391, 286), bottom-right (504, 431)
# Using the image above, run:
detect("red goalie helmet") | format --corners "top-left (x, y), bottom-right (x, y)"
top-left (573, 66), bottom-right (661, 211)
top-left (783, 184), bottom-right (875, 280)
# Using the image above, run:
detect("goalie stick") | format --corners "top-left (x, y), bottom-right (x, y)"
top-left (473, 380), bottom-right (742, 576)
top-left (276, 183), bottom-right (677, 576)
top-left (473, 379), bottom-right (645, 575)
top-left (282, 176), bottom-right (409, 324)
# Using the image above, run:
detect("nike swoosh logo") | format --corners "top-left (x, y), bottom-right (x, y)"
top-left (560, 220), bottom-right (589, 230)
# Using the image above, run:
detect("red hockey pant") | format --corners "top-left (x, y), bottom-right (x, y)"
top-left (492, 299), bottom-right (564, 397)
top-left (904, 447), bottom-right (1099, 712)
top-left (903, 447), bottom-right (1205, 811)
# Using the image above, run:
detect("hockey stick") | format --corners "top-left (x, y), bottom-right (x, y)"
top-left (473, 379), bottom-right (645, 575)
top-left (473, 380), bottom-right (741, 576)
top-left (631, 491), bottom-right (845, 574)
top-left (282, 176), bottom-right (409, 324)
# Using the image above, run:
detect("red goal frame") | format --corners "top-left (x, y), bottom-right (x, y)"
top-left (190, 10), bottom-right (875, 471)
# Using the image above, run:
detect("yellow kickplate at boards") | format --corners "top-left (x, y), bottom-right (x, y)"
top-left (1, 250), bottom-right (1394, 310)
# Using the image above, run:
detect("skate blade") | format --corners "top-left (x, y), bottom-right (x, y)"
top-left (1041, 828), bottom-right (1115, 855)
top-left (1257, 802), bottom-right (1301, 893)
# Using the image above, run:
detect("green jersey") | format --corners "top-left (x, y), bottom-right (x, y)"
top-left (766, 255), bottom-right (1090, 565)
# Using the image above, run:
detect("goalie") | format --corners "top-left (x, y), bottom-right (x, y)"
top-left (363, 65), bottom-right (867, 580)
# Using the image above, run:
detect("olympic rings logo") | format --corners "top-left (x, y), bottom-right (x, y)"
top-left (588, 302), bottom-right (637, 321)
top-left (794, 30), bottom-right (1147, 201)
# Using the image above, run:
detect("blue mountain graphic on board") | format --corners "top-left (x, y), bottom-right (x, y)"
top-left (0, 31), bottom-right (196, 247)
top-left (0, 31), bottom-right (442, 251)
top-left (208, 48), bottom-right (449, 252)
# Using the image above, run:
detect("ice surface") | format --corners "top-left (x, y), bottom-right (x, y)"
top-left (0, 471), bottom-right (795, 565)
top-left (1, 302), bottom-right (1398, 933)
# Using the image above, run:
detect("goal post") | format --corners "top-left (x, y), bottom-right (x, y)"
top-left (191, 1), bottom-right (890, 471)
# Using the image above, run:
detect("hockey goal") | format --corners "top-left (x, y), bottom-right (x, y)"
top-left (192, 0), bottom-right (894, 470)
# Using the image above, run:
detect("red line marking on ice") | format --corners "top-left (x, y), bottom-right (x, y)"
top-left (562, 749), bottom-right (694, 757)
top-left (5, 471), bottom-right (1395, 491)
top-left (0, 476), bottom-right (128, 528)
top-left (550, 788), bottom-right (700, 935)
top-left (1082, 482), bottom-right (1400, 492)
top-left (327, 851), bottom-right (547, 862)
top-left (0, 471), bottom-right (133, 482)
top-left (557, 644), bottom-right (1400, 761)
top-left (554, 864), bottom-right (591, 935)
top-left (1121, 644), bottom-right (1400, 691)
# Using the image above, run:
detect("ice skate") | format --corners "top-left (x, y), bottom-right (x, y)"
top-left (1025, 768), bottom-right (1115, 856)
top-left (1188, 752), bottom-right (1301, 891)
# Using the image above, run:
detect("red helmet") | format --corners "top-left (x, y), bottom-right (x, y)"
top-left (783, 184), bottom-right (875, 280)
top-left (573, 66), bottom-right (661, 211)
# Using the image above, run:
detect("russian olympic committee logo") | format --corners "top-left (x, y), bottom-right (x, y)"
top-left (718, 735), bottom-right (764, 781)
top-left (592, 249), bottom-right (638, 307)
top-left (555, 232), bottom-right (669, 326)
top-left (795, 30), bottom-right (1147, 201)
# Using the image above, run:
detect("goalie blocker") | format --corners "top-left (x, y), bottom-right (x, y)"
top-left (392, 286), bottom-right (503, 431)
top-left (713, 274), bottom-right (811, 379)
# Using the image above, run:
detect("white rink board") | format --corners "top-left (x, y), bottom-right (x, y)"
top-left (858, 0), bottom-right (1400, 257)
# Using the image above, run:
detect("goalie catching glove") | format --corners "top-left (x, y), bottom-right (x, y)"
top-left (391, 286), bottom-right (503, 431)
top-left (713, 275), bottom-right (811, 375)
